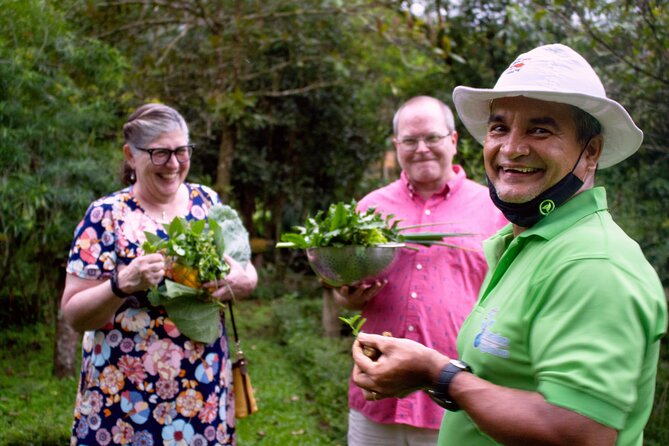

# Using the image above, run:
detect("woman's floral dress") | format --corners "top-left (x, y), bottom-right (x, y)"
top-left (66, 183), bottom-right (240, 446)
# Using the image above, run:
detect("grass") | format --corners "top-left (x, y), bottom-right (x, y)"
top-left (234, 295), bottom-right (351, 445)
top-left (1, 288), bottom-right (667, 445)
top-left (0, 324), bottom-right (79, 445)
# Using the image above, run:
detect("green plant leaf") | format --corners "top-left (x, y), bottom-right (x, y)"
top-left (162, 281), bottom-right (222, 343)
top-left (191, 219), bottom-right (206, 235)
top-left (338, 314), bottom-right (366, 337)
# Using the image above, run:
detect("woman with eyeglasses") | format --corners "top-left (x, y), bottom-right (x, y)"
top-left (61, 103), bottom-right (257, 445)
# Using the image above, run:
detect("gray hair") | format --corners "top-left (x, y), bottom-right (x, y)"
top-left (123, 103), bottom-right (189, 149)
top-left (392, 96), bottom-right (455, 135)
top-left (120, 103), bottom-right (189, 185)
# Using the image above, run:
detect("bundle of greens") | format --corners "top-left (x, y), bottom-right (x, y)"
top-left (276, 200), bottom-right (468, 250)
top-left (142, 204), bottom-right (250, 344)
top-left (144, 217), bottom-right (230, 287)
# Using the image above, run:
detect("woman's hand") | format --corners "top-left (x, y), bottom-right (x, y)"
top-left (61, 253), bottom-right (165, 332)
top-left (205, 255), bottom-right (258, 302)
top-left (117, 253), bottom-right (166, 294)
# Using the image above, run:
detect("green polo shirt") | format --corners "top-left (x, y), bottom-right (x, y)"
top-left (438, 187), bottom-right (667, 446)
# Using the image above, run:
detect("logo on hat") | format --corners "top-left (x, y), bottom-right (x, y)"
top-left (504, 57), bottom-right (529, 75)
top-left (539, 199), bottom-right (555, 215)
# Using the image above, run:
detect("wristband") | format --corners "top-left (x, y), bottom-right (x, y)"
top-left (110, 270), bottom-right (132, 299)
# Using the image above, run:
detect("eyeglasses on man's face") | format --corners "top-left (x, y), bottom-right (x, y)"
top-left (135, 144), bottom-right (195, 166)
top-left (397, 134), bottom-right (449, 152)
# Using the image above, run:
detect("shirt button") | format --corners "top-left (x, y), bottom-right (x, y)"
top-left (410, 292), bottom-right (417, 299)
top-left (408, 325), bottom-right (415, 332)
top-left (425, 209), bottom-right (431, 216)
top-left (416, 264), bottom-right (423, 270)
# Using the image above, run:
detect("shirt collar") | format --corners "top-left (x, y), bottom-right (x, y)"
top-left (517, 187), bottom-right (609, 241)
top-left (401, 165), bottom-right (466, 200)
top-left (483, 187), bottom-right (608, 277)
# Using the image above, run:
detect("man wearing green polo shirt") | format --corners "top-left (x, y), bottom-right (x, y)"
top-left (351, 43), bottom-right (667, 446)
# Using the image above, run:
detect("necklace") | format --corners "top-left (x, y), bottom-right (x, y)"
top-left (141, 207), bottom-right (170, 224)
top-left (149, 210), bottom-right (169, 224)
top-left (130, 185), bottom-right (182, 224)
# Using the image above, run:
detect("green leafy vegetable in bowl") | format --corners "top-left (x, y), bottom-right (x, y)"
top-left (276, 200), bottom-right (472, 287)
top-left (141, 204), bottom-right (251, 344)
top-left (275, 200), bottom-right (468, 249)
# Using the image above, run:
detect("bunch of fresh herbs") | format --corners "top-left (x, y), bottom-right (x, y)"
top-left (276, 200), bottom-right (469, 249)
top-left (141, 204), bottom-right (251, 344)
top-left (143, 217), bottom-right (229, 286)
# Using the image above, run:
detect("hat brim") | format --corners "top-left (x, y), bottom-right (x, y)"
top-left (452, 86), bottom-right (643, 169)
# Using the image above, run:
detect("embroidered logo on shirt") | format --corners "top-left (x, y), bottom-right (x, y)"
top-left (473, 308), bottom-right (510, 358)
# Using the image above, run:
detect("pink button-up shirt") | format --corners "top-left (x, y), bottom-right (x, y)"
top-left (350, 166), bottom-right (508, 430)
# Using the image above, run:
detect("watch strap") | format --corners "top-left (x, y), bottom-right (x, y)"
top-left (427, 359), bottom-right (472, 411)
top-left (110, 270), bottom-right (132, 299)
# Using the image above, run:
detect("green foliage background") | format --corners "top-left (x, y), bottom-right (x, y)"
top-left (0, 0), bottom-right (128, 325)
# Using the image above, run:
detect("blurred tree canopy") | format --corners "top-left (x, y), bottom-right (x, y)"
top-left (1, 0), bottom-right (667, 325)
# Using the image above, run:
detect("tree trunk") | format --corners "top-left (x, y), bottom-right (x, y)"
top-left (215, 123), bottom-right (235, 203)
top-left (53, 310), bottom-right (79, 378)
top-left (53, 266), bottom-right (79, 378)
top-left (322, 288), bottom-right (341, 337)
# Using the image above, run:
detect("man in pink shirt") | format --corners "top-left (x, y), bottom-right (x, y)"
top-left (333, 96), bottom-right (507, 445)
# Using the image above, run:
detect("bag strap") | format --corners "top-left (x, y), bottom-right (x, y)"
top-left (226, 287), bottom-right (256, 415)
top-left (228, 299), bottom-right (240, 345)
top-left (224, 283), bottom-right (244, 357)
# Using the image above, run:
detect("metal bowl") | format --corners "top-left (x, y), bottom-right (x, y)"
top-left (305, 243), bottom-right (404, 287)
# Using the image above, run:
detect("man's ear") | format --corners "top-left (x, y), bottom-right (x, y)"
top-left (450, 130), bottom-right (459, 153)
top-left (584, 135), bottom-right (603, 171)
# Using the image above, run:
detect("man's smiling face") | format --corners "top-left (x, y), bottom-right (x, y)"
top-left (484, 96), bottom-right (586, 204)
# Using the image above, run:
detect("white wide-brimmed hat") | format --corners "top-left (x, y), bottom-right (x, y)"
top-left (452, 43), bottom-right (642, 169)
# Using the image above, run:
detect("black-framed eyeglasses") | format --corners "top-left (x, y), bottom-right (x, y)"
top-left (134, 144), bottom-right (195, 166)
top-left (397, 134), bottom-right (450, 152)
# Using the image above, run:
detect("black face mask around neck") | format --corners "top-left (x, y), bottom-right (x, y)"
top-left (487, 146), bottom-right (589, 228)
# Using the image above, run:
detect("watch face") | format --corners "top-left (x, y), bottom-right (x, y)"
top-left (450, 359), bottom-right (471, 371)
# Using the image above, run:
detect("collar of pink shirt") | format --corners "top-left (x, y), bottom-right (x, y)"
top-left (401, 165), bottom-right (467, 201)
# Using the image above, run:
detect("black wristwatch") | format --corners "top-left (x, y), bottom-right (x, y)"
top-left (110, 270), bottom-right (132, 299)
top-left (426, 359), bottom-right (472, 411)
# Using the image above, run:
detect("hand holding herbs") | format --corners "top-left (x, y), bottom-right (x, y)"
top-left (144, 217), bottom-right (229, 287)
top-left (339, 314), bottom-right (392, 361)
top-left (141, 204), bottom-right (251, 344)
